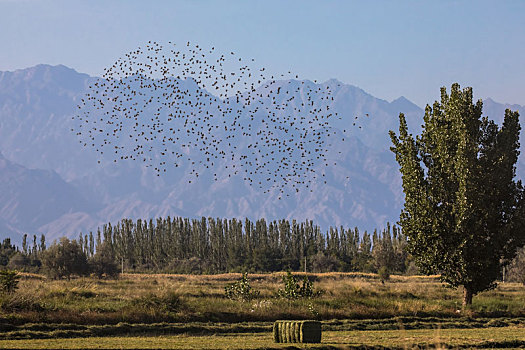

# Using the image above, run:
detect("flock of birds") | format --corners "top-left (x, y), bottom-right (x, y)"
top-left (73, 41), bottom-right (366, 196)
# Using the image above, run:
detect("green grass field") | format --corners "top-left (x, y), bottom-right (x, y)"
top-left (1, 272), bottom-right (524, 348)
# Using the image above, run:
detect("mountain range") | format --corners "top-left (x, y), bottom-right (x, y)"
top-left (0, 64), bottom-right (524, 244)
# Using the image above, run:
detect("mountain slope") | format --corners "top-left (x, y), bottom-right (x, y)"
top-left (0, 152), bottom-right (94, 241)
top-left (0, 64), bottom-right (523, 241)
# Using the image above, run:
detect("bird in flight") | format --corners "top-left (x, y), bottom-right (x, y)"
top-left (73, 41), bottom-right (369, 196)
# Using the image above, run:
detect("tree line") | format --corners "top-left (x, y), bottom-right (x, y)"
top-left (93, 217), bottom-right (411, 274)
top-left (0, 217), bottom-right (412, 276)
top-left (1, 214), bottom-right (524, 283)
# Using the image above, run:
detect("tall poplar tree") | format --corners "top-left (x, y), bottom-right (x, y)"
top-left (390, 83), bottom-right (525, 305)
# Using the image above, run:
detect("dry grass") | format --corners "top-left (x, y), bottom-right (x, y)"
top-left (2, 272), bottom-right (524, 325)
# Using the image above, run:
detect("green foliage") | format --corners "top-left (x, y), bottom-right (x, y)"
top-left (0, 239), bottom-right (16, 266)
top-left (390, 83), bottom-right (525, 305)
top-left (89, 241), bottom-right (119, 279)
top-left (277, 272), bottom-right (322, 299)
top-left (250, 246), bottom-right (282, 272)
top-left (310, 252), bottom-right (340, 273)
top-left (166, 257), bottom-right (208, 274)
top-left (75, 216), bottom-right (410, 275)
top-left (0, 270), bottom-right (20, 294)
top-left (507, 246), bottom-right (525, 285)
top-left (224, 272), bottom-right (260, 302)
top-left (378, 266), bottom-right (390, 282)
top-left (372, 224), bottom-right (406, 274)
top-left (40, 237), bottom-right (89, 279)
top-left (307, 301), bottom-right (320, 319)
top-left (7, 252), bottom-right (30, 271)
top-left (353, 232), bottom-right (374, 272)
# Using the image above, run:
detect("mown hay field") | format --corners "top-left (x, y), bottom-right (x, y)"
top-left (1, 272), bottom-right (524, 348)
top-left (1, 327), bottom-right (525, 349)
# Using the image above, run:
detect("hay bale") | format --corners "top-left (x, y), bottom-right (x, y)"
top-left (301, 320), bottom-right (322, 343)
top-left (273, 320), bottom-right (321, 343)
top-left (273, 322), bottom-right (279, 342)
top-left (287, 321), bottom-right (293, 342)
top-left (290, 321), bottom-right (298, 342)
top-left (294, 321), bottom-right (301, 342)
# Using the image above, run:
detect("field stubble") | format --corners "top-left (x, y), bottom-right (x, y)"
top-left (0, 272), bottom-right (524, 348)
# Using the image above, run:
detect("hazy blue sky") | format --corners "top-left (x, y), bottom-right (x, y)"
top-left (1, 0), bottom-right (524, 107)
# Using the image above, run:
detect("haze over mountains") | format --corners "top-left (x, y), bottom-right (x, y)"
top-left (0, 64), bottom-right (524, 244)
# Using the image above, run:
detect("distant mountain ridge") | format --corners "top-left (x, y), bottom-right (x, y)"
top-left (0, 152), bottom-right (95, 242)
top-left (0, 64), bottom-right (523, 244)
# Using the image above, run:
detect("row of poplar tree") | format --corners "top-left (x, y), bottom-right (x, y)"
top-left (3, 216), bottom-right (412, 275)
top-left (73, 217), bottom-right (411, 274)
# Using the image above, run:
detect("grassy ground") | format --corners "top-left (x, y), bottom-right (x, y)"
top-left (1, 327), bottom-right (525, 349)
top-left (1, 272), bottom-right (525, 348)
top-left (3, 272), bottom-right (525, 325)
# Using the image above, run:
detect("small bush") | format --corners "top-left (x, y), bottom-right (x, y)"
top-left (41, 238), bottom-right (89, 279)
top-left (307, 302), bottom-right (320, 319)
top-left (378, 266), bottom-right (390, 282)
top-left (224, 272), bottom-right (260, 302)
top-left (0, 293), bottom-right (44, 312)
top-left (0, 270), bottom-right (20, 294)
top-left (89, 242), bottom-right (119, 279)
top-left (277, 272), bottom-right (322, 299)
top-left (131, 292), bottom-right (182, 313)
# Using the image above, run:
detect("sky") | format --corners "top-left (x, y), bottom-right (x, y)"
top-left (1, 0), bottom-right (524, 107)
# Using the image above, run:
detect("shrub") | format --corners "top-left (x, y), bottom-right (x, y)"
top-left (277, 272), bottom-right (322, 299)
top-left (224, 272), bottom-right (260, 302)
top-left (89, 242), bottom-right (119, 279)
top-left (0, 270), bottom-right (20, 294)
top-left (0, 293), bottom-right (44, 312)
top-left (41, 238), bottom-right (89, 279)
top-left (378, 266), bottom-right (390, 282)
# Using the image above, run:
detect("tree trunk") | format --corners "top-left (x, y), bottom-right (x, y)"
top-left (463, 286), bottom-right (473, 306)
